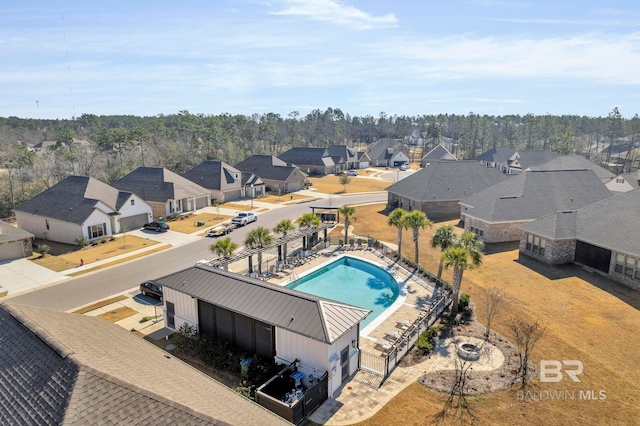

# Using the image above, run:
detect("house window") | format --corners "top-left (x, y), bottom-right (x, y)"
top-left (45, 219), bottom-right (50, 230)
top-left (626, 258), bottom-right (635, 277)
top-left (539, 238), bottom-right (546, 256)
top-left (615, 254), bottom-right (624, 273)
top-left (525, 234), bottom-right (545, 255)
top-left (526, 234), bottom-right (533, 251)
top-left (532, 236), bottom-right (540, 253)
top-left (130, 199), bottom-right (135, 206)
top-left (89, 224), bottom-right (105, 239)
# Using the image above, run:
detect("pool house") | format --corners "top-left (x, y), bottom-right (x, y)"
top-left (154, 265), bottom-right (370, 400)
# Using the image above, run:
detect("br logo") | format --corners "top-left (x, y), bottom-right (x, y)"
top-left (540, 360), bottom-right (583, 383)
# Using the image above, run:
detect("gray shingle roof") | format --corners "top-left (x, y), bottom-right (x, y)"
top-left (156, 266), bottom-right (370, 344)
top-left (182, 161), bottom-right (241, 191)
top-left (472, 146), bottom-right (515, 164)
top-left (422, 144), bottom-right (457, 162)
top-left (13, 176), bottom-right (128, 224)
top-left (461, 170), bottom-right (613, 223)
top-left (522, 187), bottom-right (640, 256)
top-left (0, 220), bottom-right (33, 244)
top-left (235, 155), bottom-right (301, 181)
top-left (620, 172), bottom-right (640, 188)
top-left (386, 161), bottom-right (510, 202)
top-left (367, 139), bottom-right (407, 162)
top-left (0, 303), bottom-right (288, 426)
top-left (112, 167), bottom-right (210, 203)
top-left (527, 155), bottom-right (615, 180)
top-left (327, 145), bottom-right (357, 163)
top-left (513, 150), bottom-right (558, 170)
top-left (278, 148), bottom-right (334, 167)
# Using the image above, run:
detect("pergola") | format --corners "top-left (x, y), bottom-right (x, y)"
top-left (206, 223), bottom-right (334, 273)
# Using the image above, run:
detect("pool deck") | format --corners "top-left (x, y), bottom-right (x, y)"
top-left (267, 246), bottom-right (454, 424)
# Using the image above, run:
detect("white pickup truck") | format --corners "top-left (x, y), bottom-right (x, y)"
top-left (231, 212), bottom-right (257, 226)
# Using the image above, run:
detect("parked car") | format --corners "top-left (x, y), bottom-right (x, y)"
top-left (206, 223), bottom-right (235, 237)
top-left (334, 171), bottom-right (345, 176)
top-left (347, 170), bottom-right (358, 176)
top-left (231, 212), bottom-right (257, 226)
top-left (143, 221), bottom-right (170, 232)
top-left (399, 164), bottom-right (408, 171)
top-left (140, 281), bottom-right (163, 301)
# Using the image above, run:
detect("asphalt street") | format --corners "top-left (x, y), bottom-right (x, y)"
top-left (8, 193), bottom-right (386, 311)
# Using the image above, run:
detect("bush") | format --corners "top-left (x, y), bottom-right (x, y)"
top-left (35, 244), bottom-right (50, 255)
top-left (416, 330), bottom-right (434, 354)
top-left (75, 236), bottom-right (90, 248)
top-left (459, 293), bottom-right (471, 310)
top-left (100, 237), bottom-right (107, 244)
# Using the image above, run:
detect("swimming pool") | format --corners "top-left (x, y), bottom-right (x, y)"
top-left (286, 256), bottom-right (399, 328)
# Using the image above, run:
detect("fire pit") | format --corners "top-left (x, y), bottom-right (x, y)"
top-left (457, 342), bottom-right (481, 361)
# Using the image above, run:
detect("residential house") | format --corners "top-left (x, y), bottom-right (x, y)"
top-left (367, 138), bottom-right (410, 168)
top-left (14, 175), bottom-right (153, 244)
top-left (386, 161), bottom-right (509, 221)
top-left (278, 147), bottom-right (336, 176)
top-left (242, 172), bottom-right (267, 199)
top-left (181, 160), bottom-right (263, 203)
top-left (526, 155), bottom-right (635, 193)
top-left (236, 155), bottom-right (307, 193)
top-left (421, 144), bottom-right (457, 167)
top-left (0, 221), bottom-right (33, 261)
top-left (155, 265), bottom-right (369, 397)
top-left (619, 171), bottom-right (640, 189)
top-left (473, 147), bottom-right (557, 174)
top-left (0, 303), bottom-right (288, 426)
top-left (459, 170), bottom-right (613, 243)
top-left (356, 151), bottom-right (371, 169)
top-left (327, 145), bottom-right (359, 170)
top-left (112, 167), bottom-right (211, 219)
top-left (519, 188), bottom-right (640, 290)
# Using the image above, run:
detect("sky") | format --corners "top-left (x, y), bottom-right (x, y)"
top-left (2, 0), bottom-right (640, 119)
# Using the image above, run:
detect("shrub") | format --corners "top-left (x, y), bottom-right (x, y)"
top-left (75, 236), bottom-right (90, 248)
top-left (35, 244), bottom-right (50, 255)
top-left (100, 237), bottom-right (107, 244)
top-left (416, 330), bottom-right (434, 354)
top-left (459, 293), bottom-right (471, 310)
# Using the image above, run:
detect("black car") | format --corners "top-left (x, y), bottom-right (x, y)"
top-left (140, 281), bottom-right (163, 301)
top-left (143, 221), bottom-right (170, 232)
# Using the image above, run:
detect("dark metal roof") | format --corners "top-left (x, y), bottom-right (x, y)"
top-left (387, 160), bottom-right (510, 202)
top-left (156, 265), bottom-right (369, 344)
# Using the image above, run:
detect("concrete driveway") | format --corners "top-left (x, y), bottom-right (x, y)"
top-left (0, 258), bottom-right (68, 297)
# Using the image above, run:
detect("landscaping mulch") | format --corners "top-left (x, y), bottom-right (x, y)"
top-left (97, 306), bottom-right (138, 323)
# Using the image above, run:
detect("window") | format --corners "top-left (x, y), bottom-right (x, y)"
top-left (532, 236), bottom-right (540, 253)
top-left (130, 199), bottom-right (135, 206)
top-left (539, 239), bottom-right (546, 256)
top-left (526, 234), bottom-right (533, 251)
top-left (89, 224), bottom-right (105, 239)
top-left (626, 258), bottom-right (636, 277)
top-left (615, 254), bottom-right (624, 273)
top-left (45, 219), bottom-right (50, 230)
top-left (478, 229), bottom-right (484, 237)
top-left (525, 234), bottom-right (546, 255)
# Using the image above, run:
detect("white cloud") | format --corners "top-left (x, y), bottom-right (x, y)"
top-left (270, 0), bottom-right (397, 30)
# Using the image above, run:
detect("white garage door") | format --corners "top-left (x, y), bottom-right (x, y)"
top-left (195, 196), bottom-right (209, 210)
top-left (0, 242), bottom-right (25, 261)
top-left (120, 213), bottom-right (149, 231)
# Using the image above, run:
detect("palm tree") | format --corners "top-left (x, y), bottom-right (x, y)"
top-left (209, 237), bottom-right (238, 270)
top-left (431, 224), bottom-right (456, 278)
top-left (338, 205), bottom-right (356, 244)
top-left (245, 226), bottom-right (274, 276)
top-left (273, 219), bottom-right (295, 261)
top-left (402, 210), bottom-right (433, 265)
top-left (295, 213), bottom-right (321, 252)
top-left (387, 208), bottom-right (407, 259)
top-left (442, 232), bottom-right (484, 315)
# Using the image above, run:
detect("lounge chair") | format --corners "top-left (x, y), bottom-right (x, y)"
top-left (338, 239), bottom-right (344, 250)
top-left (385, 330), bottom-right (402, 341)
top-left (367, 238), bottom-right (375, 251)
top-left (397, 320), bottom-right (412, 330)
top-left (375, 338), bottom-right (393, 352)
top-left (356, 239), bottom-right (363, 250)
top-left (349, 239), bottom-right (355, 250)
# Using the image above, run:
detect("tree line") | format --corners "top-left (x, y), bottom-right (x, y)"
top-left (0, 108), bottom-right (638, 218)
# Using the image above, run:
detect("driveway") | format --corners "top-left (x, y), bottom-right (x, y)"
top-left (0, 258), bottom-right (68, 296)
top-left (379, 169), bottom-right (416, 182)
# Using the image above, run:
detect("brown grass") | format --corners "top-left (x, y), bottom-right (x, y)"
top-left (308, 175), bottom-right (390, 194)
top-left (258, 192), bottom-right (312, 203)
top-left (350, 203), bottom-right (640, 426)
top-left (167, 213), bottom-right (233, 234)
top-left (72, 295), bottom-right (128, 314)
top-left (33, 235), bottom-right (160, 272)
top-left (221, 202), bottom-right (254, 211)
top-left (98, 306), bottom-right (138, 323)
top-left (66, 245), bottom-right (171, 276)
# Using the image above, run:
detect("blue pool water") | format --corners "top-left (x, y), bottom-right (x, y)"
top-left (286, 256), bottom-right (399, 328)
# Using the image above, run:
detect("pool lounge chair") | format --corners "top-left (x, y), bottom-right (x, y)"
top-left (375, 338), bottom-right (393, 352)
top-left (356, 239), bottom-right (363, 250)
top-left (349, 239), bottom-right (355, 250)
top-left (385, 330), bottom-right (402, 342)
top-left (397, 320), bottom-right (412, 330)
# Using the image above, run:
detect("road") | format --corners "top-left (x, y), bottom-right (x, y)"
top-left (8, 193), bottom-right (386, 311)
